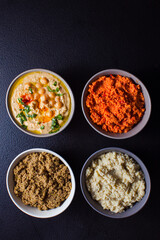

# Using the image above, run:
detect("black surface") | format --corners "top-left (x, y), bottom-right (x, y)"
top-left (0, 1), bottom-right (160, 240)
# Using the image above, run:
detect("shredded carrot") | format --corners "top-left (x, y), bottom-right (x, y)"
top-left (86, 75), bottom-right (145, 133)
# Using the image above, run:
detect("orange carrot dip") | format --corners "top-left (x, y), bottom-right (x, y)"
top-left (86, 75), bottom-right (145, 133)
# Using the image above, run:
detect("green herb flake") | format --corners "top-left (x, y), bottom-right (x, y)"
top-left (18, 98), bottom-right (25, 105)
top-left (16, 111), bottom-right (27, 121)
top-left (53, 81), bottom-right (57, 86)
top-left (21, 124), bottom-right (27, 129)
top-left (52, 118), bottom-right (57, 126)
top-left (31, 113), bottom-right (37, 118)
top-left (16, 113), bottom-right (21, 118)
top-left (55, 87), bottom-right (59, 92)
top-left (24, 105), bottom-right (30, 114)
top-left (47, 86), bottom-right (55, 92)
top-left (55, 114), bottom-right (63, 120)
top-left (20, 118), bottom-right (24, 125)
top-left (49, 128), bottom-right (60, 134)
top-left (52, 118), bottom-right (59, 127)
top-left (26, 113), bottom-right (37, 119)
top-left (50, 116), bottom-right (61, 133)
top-left (40, 125), bottom-right (45, 130)
top-left (56, 93), bottom-right (64, 96)
top-left (28, 87), bottom-right (33, 94)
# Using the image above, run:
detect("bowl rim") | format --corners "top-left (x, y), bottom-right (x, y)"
top-left (6, 68), bottom-right (75, 138)
top-left (80, 147), bottom-right (151, 219)
top-left (6, 148), bottom-right (76, 218)
top-left (81, 69), bottom-right (152, 139)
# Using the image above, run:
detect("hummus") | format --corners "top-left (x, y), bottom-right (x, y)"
top-left (86, 152), bottom-right (145, 213)
top-left (9, 71), bottom-right (71, 134)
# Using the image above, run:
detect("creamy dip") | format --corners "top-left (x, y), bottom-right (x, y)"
top-left (9, 71), bottom-right (71, 134)
top-left (86, 152), bottom-right (145, 213)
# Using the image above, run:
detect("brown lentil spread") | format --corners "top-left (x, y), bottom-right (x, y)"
top-left (13, 152), bottom-right (72, 210)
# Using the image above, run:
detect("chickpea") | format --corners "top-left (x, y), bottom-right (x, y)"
top-left (46, 110), bottom-right (54, 118)
top-left (39, 102), bottom-right (45, 109)
top-left (40, 94), bottom-right (48, 103)
top-left (34, 93), bottom-right (40, 100)
top-left (30, 100), bottom-right (38, 110)
top-left (24, 82), bottom-right (31, 89)
top-left (31, 86), bottom-right (37, 92)
top-left (46, 94), bottom-right (49, 100)
top-left (48, 92), bottom-right (55, 98)
top-left (38, 88), bottom-right (46, 94)
top-left (35, 82), bottom-right (42, 89)
top-left (48, 99), bottom-right (55, 108)
top-left (40, 77), bottom-right (49, 85)
top-left (54, 101), bottom-right (63, 109)
top-left (55, 96), bottom-right (60, 102)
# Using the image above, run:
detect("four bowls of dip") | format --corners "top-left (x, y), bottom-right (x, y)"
top-left (5, 69), bottom-right (151, 218)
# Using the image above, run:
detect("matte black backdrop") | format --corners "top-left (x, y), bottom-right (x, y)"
top-left (0, 0), bottom-right (160, 239)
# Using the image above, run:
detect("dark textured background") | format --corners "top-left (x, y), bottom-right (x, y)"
top-left (0, 0), bottom-right (160, 239)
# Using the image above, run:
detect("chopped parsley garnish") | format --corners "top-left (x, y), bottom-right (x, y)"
top-left (16, 112), bottom-right (27, 124)
top-left (18, 99), bottom-right (30, 114)
top-left (20, 118), bottom-right (24, 125)
top-left (53, 81), bottom-right (57, 86)
top-left (21, 124), bottom-right (27, 129)
top-left (47, 86), bottom-right (56, 92)
top-left (24, 105), bottom-right (30, 114)
top-left (56, 93), bottom-right (64, 96)
top-left (18, 98), bottom-right (25, 105)
top-left (47, 86), bottom-right (63, 96)
top-left (28, 87), bottom-right (33, 94)
top-left (49, 128), bottom-right (60, 134)
top-left (17, 97), bottom-right (36, 128)
top-left (51, 118), bottom-right (59, 129)
top-left (49, 114), bottom-right (63, 133)
top-left (55, 87), bottom-right (59, 92)
top-left (40, 125), bottom-right (45, 130)
top-left (26, 113), bottom-right (37, 119)
top-left (55, 114), bottom-right (63, 120)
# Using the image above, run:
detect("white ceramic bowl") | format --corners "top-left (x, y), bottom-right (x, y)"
top-left (6, 69), bottom-right (75, 137)
top-left (6, 148), bottom-right (76, 218)
top-left (81, 69), bottom-right (151, 139)
top-left (80, 147), bottom-right (151, 218)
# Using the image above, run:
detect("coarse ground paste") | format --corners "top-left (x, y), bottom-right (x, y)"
top-left (86, 152), bottom-right (145, 213)
top-left (86, 75), bottom-right (145, 133)
top-left (14, 152), bottom-right (72, 210)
